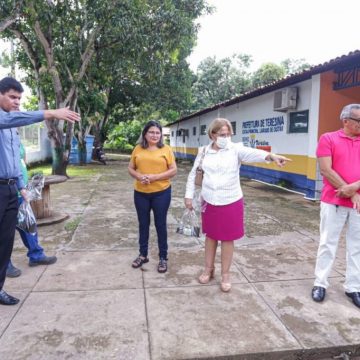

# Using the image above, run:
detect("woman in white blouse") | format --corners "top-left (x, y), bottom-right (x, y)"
top-left (184, 118), bottom-right (290, 292)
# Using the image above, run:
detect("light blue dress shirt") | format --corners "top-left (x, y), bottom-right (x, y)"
top-left (0, 110), bottom-right (44, 190)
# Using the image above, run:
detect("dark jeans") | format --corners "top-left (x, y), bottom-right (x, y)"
top-left (134, 187), bottom-right (171, 259)
top-left (15, 226), bottom-right (44, 262)
top-left (0, 184), bottom-right (19, 290)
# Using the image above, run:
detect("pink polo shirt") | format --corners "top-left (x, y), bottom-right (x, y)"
top-left (316, 129), bottom-right (360, 208)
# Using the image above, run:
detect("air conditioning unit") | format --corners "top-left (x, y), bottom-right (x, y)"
top-left (273, 87), bottom-right (298, 112)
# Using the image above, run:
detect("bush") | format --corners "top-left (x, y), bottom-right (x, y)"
top-left (104, 120), bottom-right (142, 152)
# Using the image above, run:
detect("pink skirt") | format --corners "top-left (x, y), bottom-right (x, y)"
top-left (202, 198), bottom-right (244, 241)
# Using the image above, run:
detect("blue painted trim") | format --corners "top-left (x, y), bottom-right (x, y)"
top-left (174, 152), bottom-right (196, 160)
top-left (240, 165), bottom-right (316, 199)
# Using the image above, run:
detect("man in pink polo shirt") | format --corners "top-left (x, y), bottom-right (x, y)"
top-left (312, 104), bottom-right (360, 308)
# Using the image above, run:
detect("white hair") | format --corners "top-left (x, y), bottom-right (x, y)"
top-left (340, 104), bottom-right (360, 120)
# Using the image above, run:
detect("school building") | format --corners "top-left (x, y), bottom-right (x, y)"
top-left (168, 50), bottom-right (360, 200)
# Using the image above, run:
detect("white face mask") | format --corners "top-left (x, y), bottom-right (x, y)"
top-left (216, 136), bottom-right (231, 149)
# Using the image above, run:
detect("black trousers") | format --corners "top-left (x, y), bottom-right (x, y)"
top-left (0, 184), bottom-right (19, 290)
top-left (134, 187), bottom-right (171, 259)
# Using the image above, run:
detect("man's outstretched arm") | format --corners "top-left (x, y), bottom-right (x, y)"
top-left (0, 107), bottom-right (80, 129)
top-left (43, 107), bottom-right (80, 123)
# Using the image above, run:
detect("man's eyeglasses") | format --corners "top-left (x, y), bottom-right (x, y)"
top-left (349, 117), bottom-right (360, 124)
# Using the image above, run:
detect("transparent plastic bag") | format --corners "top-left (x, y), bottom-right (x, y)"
top-left (26, 173), bottom-right (45, 201)
top-left (17, 173), bottom-right (44, 235)
top-left (176, 208), bottom-right (200, 238)
top-left (193, 188), bottom-right (207, 213)
top-left (17, 201), bottom-right (37, 235)
top-left (192, 188), bottom-right (202, 213)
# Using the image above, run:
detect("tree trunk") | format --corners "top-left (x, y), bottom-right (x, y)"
top-left (51, 146), bottom-right (67, 175)
top-left (14, 10), bottom-right (98, 175)
top-left (47, 121), bottom-right (67, 175)
top-left (78, 147), bottom-right (87, 166)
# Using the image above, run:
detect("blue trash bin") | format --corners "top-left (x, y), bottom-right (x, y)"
top-left (85, 135), bottom-right (95, 163)
top-left (68, 135), bottom-right (95, 164)
top-left (69, 137), bottom-right (79, 164)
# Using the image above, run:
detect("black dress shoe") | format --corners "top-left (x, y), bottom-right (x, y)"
top-left (345, 292), bottom-right (360, 308)
top-left (29, 255), bottom-right (57, 267)
top-left (312, 286), bottom-right (326, 302)
top-left (0, 290), bottom-right (20, 305)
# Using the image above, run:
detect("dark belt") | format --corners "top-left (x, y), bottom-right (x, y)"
top-left (0, 178), bottom-right (16, 185)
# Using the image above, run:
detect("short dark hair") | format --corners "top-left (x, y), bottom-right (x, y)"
top-left (0, 77), bottom-right (24, 94)
top-left (140, 120), bottom-right (164, 149)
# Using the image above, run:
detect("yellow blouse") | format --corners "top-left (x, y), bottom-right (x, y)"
top-left (130, 144), bottom-right (175, 193)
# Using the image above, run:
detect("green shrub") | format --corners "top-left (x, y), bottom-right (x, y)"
top-left (104, 120), bottom-right (142, 152)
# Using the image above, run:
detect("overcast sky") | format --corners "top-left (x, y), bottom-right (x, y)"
top-left (187, 0), bottom-right (360, 71)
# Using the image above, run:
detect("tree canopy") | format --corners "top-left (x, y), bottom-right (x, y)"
top-left (281, 58), bottom-right (311, 75)
top-left (191, 54), bottom-right (252, 111)
top-left (190, 55), bottom-right (313, 113)
top-left (0, 1), bottom-right (313, 156)
top-left (251, 62), bottom-right (286, 89)
top-left (0, 0), bottom-right (209, 172)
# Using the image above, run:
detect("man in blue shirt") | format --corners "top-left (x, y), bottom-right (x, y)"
top-left (0, 77), bottom-right (80, 305)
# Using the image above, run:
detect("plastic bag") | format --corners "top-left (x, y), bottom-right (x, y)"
top-left (16, 173), bottom-right (44, 234)
top-left (26, 173), bottom-right (45, 201)
top-left (17, 201), bottom-right (37, 235)
top-left (192, 188), bottom-right (203, 213)
top-left (176, 208), bottom-right (200, 238)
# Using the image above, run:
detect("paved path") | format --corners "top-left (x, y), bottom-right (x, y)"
top-left (1, 159), bottom-right (360, 360)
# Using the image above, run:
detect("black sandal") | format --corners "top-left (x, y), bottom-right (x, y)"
top-left (132, 256), bottom-right (149, 269)
top-left (158, 258), bottom-right (168, 273)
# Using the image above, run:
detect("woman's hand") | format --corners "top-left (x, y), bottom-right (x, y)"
top-left (267, 154), bottom-right (292, 167)
top-left (184, 198), bottom-right (193, 210)
top-left (139, 175), bottom-right (149, 184)
top-left (140, 174), bottom-right (158, 184)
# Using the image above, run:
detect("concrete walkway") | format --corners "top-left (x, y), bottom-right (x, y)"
top-left (1, 159), bottom-right (360, 360)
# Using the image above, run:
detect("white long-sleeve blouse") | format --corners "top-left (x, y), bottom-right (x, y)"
top-left (185, 142), bottom-right (269, 206)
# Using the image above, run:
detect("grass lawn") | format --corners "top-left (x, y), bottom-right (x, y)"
top-left (28, 164), bottom-right (101, 178)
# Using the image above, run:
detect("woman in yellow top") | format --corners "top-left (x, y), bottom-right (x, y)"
top-left (128, 121), bottom-right (177, 273)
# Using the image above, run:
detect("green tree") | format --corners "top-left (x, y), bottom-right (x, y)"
top-left (93, 0), bottom-right (208, 145)
top-left (0, 1), bottom-right (23, 32)
top-left (0, 0), bottom-right (209, 173)
top-left (281, 58), bottom-right (311, 75)
top-left (191, 54), bottom-right (252, 111)
top-left (104, 105), bottom-right (167, 152)
top-left (104, 121), bottom-right (141, 153)
top-left (1, 0), bottom-right (124, 172)
top-left (251, 62), bottom-right (286, 89)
